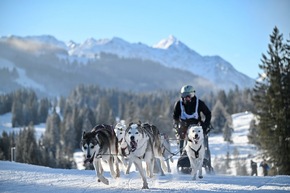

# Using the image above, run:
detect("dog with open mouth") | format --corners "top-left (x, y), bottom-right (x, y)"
top-left (185, 125), bottom-right (205, 180)
top-left (120, 121), bottom-right (167, 189)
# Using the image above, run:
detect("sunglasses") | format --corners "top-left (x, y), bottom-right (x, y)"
top-left (182, 95), bottom-right (192, 99)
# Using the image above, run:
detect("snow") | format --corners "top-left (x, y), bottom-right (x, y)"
top-left (1, 112), bottom-right (290, 192)
top-left (0, 113), bottom-right (46, 140)
top-left (1, 160), bottom-right (289, 192)
top-left (153, 35), bottom-right (179, 49)
top-left (210, 112), bottom-right (258, 158)
top-left (0, 58), bottom-right (45, 92)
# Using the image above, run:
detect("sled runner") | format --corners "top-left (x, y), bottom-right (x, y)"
top-left (176, 154), bottom-right (214, 174)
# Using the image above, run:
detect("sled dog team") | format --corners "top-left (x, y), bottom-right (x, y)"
top-left (81, 121), bottom-right (205, 189)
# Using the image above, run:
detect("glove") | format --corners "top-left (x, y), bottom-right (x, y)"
top-left (201, 122), bottom-right (210, 135)
top-left (173, 120), bottom-right (179, 131)
top-left (205, 127), bottom-right (211, 135)
top-left (173, 120), bottom-right (179, 128)
top-left (173, 120), bottom-right (180, 142)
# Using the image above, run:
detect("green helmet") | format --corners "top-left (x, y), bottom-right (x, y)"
top-left (180, 85), bottom-right (195, 98)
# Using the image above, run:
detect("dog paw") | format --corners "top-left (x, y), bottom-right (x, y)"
top-left (142, 183), bottom-right (149, 189)
top-left (111, 172), bottom-right (117, 179)
top-left (99, 178), bottom-right (109, 185)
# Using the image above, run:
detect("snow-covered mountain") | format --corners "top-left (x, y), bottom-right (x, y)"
top-left (0, 35), bottom-right (255, 97)
top-left (68, 35), bottom-right (255, 90)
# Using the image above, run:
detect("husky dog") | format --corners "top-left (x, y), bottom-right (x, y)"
top-left (81, 124), bottom-right (120, 185)
top-left (120, 121), bottom-right (167, 189)
top-left (114, 122), bottom-right (132, 174)
top-left (160, 133), bottom-right (174, 173)
top-left (185, 125), bottom-right (205, 180)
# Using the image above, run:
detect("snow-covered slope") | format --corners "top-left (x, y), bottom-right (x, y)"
top-left (0, 58), bottom-right (45, 92)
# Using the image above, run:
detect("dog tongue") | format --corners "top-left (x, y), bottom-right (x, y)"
top-left (130, 140), bottom-right (137, 152)
top-left (84, 158), bottom-right (90, 163)
top-left (84, 152), bottom-right (95, 164)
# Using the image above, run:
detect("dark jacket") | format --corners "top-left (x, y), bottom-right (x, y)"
top-left (173, 96), bottom-right (211, 130)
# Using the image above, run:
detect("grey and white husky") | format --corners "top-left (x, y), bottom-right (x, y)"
top-left (114, 122), bottom-right (132, 174)
top-left (160, 133), bottom-right (174, 173)
top-left (81, 124), bottom-right (120, 185)
top-left (120, 121), bottom-right (167, 189)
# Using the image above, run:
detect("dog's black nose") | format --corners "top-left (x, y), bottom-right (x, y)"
top-left (195, 134), bottom-right (198, 138)
top-left (130, 136), bottom-right (135, 141)
top-left (87, 155), bottom-right (91, 158)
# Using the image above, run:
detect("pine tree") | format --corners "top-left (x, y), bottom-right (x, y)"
top-left (211, 100), bottom-right (230, 134)
top-left (253, 27), bottom-right (290, 175)
top-left (11, 100), bottom-right (22, 127)
top-left (223, 119), bottom-right (233, 143)
top-left (248, 119), bottom-right (260, 146)
top-left (0, 131), bottom-right (10, 160)
top-left (43, 107), bottom-right (61, 159)
top-left (15, 125), bottom-right (38, 164)
top-left (38, 98), bottom-right (50, 123)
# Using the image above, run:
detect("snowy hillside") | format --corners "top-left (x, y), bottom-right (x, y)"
top-left (0, 35), bottom-right (215, 96)
top-left (1, 112), bottom-right (290, 192)
top-left (0, 35), bottom-right (255, 96)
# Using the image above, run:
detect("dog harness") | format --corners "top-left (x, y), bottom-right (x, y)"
top-left (189, 145), bottom-right (202, 158)
top-left (180, 97), bottom-right (199, 120)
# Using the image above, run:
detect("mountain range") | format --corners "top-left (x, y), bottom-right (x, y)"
top-left (0, 35), bottom-right (255, 97)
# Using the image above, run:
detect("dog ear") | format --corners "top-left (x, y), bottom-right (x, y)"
top-left (137, 120), bottom-right (142, 126)
top-left (129, 122), bottom-right (133, 127)
top-left (82, 131), bottom-right (86, 138)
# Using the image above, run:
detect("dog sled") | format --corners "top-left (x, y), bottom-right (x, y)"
top-left (176, 134), bottom-right (215, 175)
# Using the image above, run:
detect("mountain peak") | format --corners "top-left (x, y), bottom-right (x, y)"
top-left (153, 35), bottom-right (179, 49)
top-left (66, 40), bottom-right (78, 49)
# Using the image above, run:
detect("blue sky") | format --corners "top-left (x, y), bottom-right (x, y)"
top-left (0, 0), bottom-right (289, 79)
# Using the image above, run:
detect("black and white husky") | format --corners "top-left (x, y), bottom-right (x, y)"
top-left (185, 125), bottom-right (205, 180)
top-left (81, 124), bottom-right (120, 185)
top-left (120, 121), bottom-right (167, 189)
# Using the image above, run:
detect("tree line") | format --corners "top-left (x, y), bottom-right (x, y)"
top-left (0, 84), bottom-right (252, 168)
